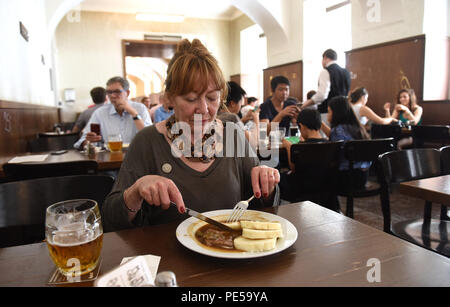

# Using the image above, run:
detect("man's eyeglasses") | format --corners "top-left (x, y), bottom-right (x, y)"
top-left (106, 89), bottom-right (125, 95)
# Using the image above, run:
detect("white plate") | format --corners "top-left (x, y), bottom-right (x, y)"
top-left (175, 209), bottom-right (298, 259)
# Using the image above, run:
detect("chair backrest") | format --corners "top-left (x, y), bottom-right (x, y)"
top-left (371, 124), bottom-right (402, 141)
top-left (440, 145), bottom-right (450, 175)
top-left (371, 124), bottom-right (402, 149)
top-left (411, 125), bottom-right (450, 148)
top-left (378, 148), bottom-right (441, 184)
top-left (290, 140), bottom-right (343, 193)
top-left (0, 175), bottom-right (114, 247)
top-left (343, 138), bottom-right (395, 164)
top-left (29, 133), bottom-right (79, 152)
top-left (53, 122), bottom-right (75, 132)
top-left (3, 160), bottom-right (98, 181)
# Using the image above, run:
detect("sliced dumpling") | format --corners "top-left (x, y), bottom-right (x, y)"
top-left (233, 236), bottom-right (277, 252)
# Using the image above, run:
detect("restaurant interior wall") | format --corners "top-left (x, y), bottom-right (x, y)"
top-left (232, 0), bottom-right (303, 68)
top-left (345, 35), bottom-right (426, 117)
top-left (448, 0), bottom-right (450, 36)
top-left (347, 0), bottom-right (450, 125)
top-left (54, 10), bottom-right (231, 111)
top-left (0, 0), bottom-right (55, 106)
top-left (351, 0), bottom-right (425, 50)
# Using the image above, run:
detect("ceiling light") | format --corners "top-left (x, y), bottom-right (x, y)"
top-left (136, 13), bottom-right (185, 23)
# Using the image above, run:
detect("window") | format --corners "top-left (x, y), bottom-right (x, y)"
top-left (240, 24), bottom-right (267, 102)
top-left (303, 0), bottom-right (352, 100)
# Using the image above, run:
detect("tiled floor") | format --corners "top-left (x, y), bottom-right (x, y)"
top-left (281, 185), bottom-right (447, 232)
top-left (338, 186), bottom-right (446, 232)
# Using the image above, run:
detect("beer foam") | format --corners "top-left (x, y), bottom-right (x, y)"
top-left (50, 223), bottom-right (101, 247)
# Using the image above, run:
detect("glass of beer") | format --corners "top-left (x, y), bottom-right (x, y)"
top-left (108, 134), bottom-right (123, 152)
top-left (45, 199), bottom-right (103, 277)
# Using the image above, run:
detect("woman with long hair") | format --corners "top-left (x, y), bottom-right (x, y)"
top-left (322, 96), bottom-right (371, 191)
top-left (385, 88), bottom-right (423, 149)
top-left (385, 88), bottom-right (423, 125)
top-left (349, 87), bottom-right (397, 127)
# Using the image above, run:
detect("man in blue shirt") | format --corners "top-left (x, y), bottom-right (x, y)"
top-left (74, 76), bottom-right (152, 149)
top-left (71, 87), bottom-right (107, 134)
top-left (153, 93), bottom-right (174, 123)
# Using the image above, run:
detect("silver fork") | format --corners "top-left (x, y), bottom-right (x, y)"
top-left (226, 195), bottom-right (254, 223)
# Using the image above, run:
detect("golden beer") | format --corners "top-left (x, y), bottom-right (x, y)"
top-left (46, 199), bottom-right (103, 277)
top-left (47, 232), bottom-right (103, 276)
top-left (108, 141), bottom-right (123, 152)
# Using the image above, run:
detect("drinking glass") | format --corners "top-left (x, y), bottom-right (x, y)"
top-left (273, 127), bottom-right (286, 145)
top-left (45, 199), bottom-right (103, 277)
top-left (278, 127), bottom-right (286, 140)
top-left (108, 134), bottom-right (123, 152)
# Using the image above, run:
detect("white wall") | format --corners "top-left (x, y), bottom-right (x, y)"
top-left (352, 0), bottom-right (425, 49)
top-left (448, 0), bottom-right (450, 35)
top-left (232, 0), bottom-right (303, 68)
top-left (423, 0), bottom-right (449, 100)
top-left (0, 0), bottom-right (54, 105)
top-left (262, 0), bottom-right (303, 66)
top-left (55, 11), bottom-right (230, 110)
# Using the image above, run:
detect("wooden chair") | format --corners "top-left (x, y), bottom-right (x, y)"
top-left (29, 132), bottom-right (79, 152)
top-left (53, 122), bottom-right (75, 132)
top-left (370, 124), bottom-right (402, 146)
top-left (288, 141), bottom-right (343, 212)
top-left (439, 145), bottom-right (450, 221)
top-left (3, 160), bottom-right (98, 181)
top-left (0, 175), bottom-right (114, 248)
top-left (411, 125), bottom-right (450, 148)
top-left (378, 148), bottom-right (449, 256)
top-left (338, 138), bottom-right (395, 218)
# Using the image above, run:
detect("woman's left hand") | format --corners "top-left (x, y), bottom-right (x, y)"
top-left (251, 165), bottom-right (280, 199)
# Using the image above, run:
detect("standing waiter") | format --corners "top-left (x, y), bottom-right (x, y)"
top-left (300, 49), bottom-right (351, 125)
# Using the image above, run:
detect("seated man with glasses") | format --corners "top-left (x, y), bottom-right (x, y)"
top-left (74, 76), bottom-right (152, 149)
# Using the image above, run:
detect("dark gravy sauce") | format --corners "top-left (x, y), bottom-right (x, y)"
top-left (195, 224), bottom-right (242, 252)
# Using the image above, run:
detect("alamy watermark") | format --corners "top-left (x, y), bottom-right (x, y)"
top-left (366, 0), bottom-right (381, 23)
top-left (66, 5), bottom-right (81, 23)
top-left (366, 258), bottom-right (381, 283)
top-left (168, 114), bottom-right (280, 167)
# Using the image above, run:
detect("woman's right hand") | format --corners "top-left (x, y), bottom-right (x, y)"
top-left (124, 175), bottom-right (186, 214)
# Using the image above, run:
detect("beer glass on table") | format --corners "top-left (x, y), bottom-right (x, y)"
top-left (45, 199), bottom-right (103, 277)
top-left (108, 134), bottom-right (123, 152)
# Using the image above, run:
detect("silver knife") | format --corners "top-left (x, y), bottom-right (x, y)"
top-left (171, 202), bottom-right (235, 232)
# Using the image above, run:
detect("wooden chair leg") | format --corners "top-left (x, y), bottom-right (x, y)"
top-left (440, 205), bottom-right (449, 221)
top-left (379, 186), bottom-right (392, 233)
top-left (423, 201), bottom-right (432, 222)
top-left (346, 196), bottom-right (354, 218)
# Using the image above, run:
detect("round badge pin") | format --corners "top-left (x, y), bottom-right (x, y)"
top-left (162, 163), bottom-right (172, 174)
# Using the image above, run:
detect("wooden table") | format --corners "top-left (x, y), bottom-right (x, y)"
top-left (0, 202), bottom-right (448, 287)
top-left (399, 175), bottom-right (450, 205)
top-left (0, 149), bottom-right (125, 178)
top-left (38, 132), bottom-right (79, 137)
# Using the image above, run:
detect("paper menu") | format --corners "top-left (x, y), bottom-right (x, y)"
top-left (95, 254), bottom-right (161, 287)
top-left (8, 155), bottom-right (49, 163)
top-left (120, 254), bottom-right (161, 281)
